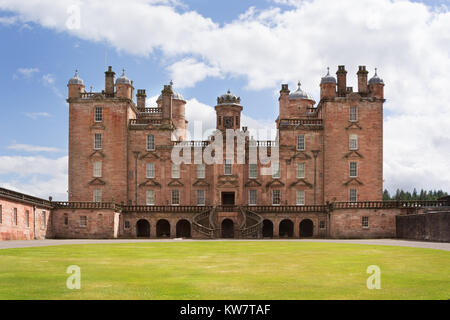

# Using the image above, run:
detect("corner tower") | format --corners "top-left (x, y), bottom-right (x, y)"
top-left (215, 90), bottom-right (243, 131)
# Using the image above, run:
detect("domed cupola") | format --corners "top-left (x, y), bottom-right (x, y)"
top-left (289, 81), bottom-right (314, 101)
top-left (116, 69), bottom-right (132, 85)
top-left (157, 81), bottom-right (185, 102)
top-left (320, 67), bottom-right (336, 85)
top-left (68, 70), bottom-right (84, 85)
top-left (369, 68), bottom-right (384, 85)
top-left (217, 90), bottom-right (241, 106)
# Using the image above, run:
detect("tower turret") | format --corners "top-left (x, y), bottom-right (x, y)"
top-left (67, 70), bottom-right (85, 98)
top-left (320, 67), bottom-right (337, 99)
top-left (215, 90), bottom-right (243, 131)
top-left (115, 69), bottom-right (133, 99)
top-left (369, 68), bottom-right (384, 99)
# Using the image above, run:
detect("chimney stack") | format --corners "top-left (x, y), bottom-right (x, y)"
top-left (137, 89), bottom-right (146, 109)
top-left (104, 66), bottom-right (115, 95)
top-left (357, 66), bottom-right (368, 94)
top-left (336, 65), bottom-right (347, 97)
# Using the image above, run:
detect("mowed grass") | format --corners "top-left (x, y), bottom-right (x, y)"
top-left (0, 241), bottom-right (449, 300)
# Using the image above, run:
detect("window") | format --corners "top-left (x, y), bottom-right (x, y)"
top-left (94, 133), bottom-right (102, 149)
top-left (197, 190), bottom-right (205, 206)
top-left (296, 190), bottom-right (305, 206)
top-left (297, 163), bottom-right (305, 179)
top-left (124, 221), bottom-right (130, 229)
top-left (349, 162), bottom-right (358, 178)
top-left (297, 134), bottom-right (305, 151)
top-left (349, 134), bottom-right (358, 150)
top-left (350, 106), bottom-right (358, 122)
top-left (171, 190), bottom-right (180, 205)
top-left (319, 221), bottom-right (326, 229)
top-left (350, 189), bottom-right (358, 202)
top-left (146, 190), bottom-right (155, 205)
top-left (172, 163), bottom-right (180, 178)
top-left (272, 162), bottom-right (280, 178)
top-left (64, 215), bottom-right (69, 226)
top-left (218, 116), bottom-right (221, 126)
top-left (146, 134), bottom-right (155, 151)
top-left (272, 190), bottom-right (281, 205)
top-left (0, 205), bottom-right (2, 224)
top-left (13, 208), bottom-right (17, 225)
top-left (25, 211), bottom-right (29, 228)
top-left (42, 211), bottom-right (46, 229)
top-left (93, 189), bottom-right (102, 202)
top-left (80, 216), bottom-right (87, 227)
top-left (94, 106), bottom-right (103, 122)
top-left (235, 116), bottom-right (239, 127)
top-left (93, 161), bottom-right (102, 177)
top-left (224, 159), bottom-right (232, 175)
top-left (249, 163), bottom-right (257, 179)
top-left (362, 216), bottom-right (369, 228)
top-left (197, 164), bottom-right (205, 179)
top-left (146, 163), bottom-right (155, 179)
top-left (249, 190), bottom-right (257, 206)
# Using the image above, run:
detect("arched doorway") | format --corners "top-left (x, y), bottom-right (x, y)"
top-left (221, 219), bottom-right (234, 238)
top-left (156, 219), bottom-right (170, 238)
top-left (262, 219), bottom-right (274, 238)
top-left (279, 219), bottom-right (294, 238)
top-left (300, 219), bottom-right (314, 238)
top-left (176, 219), bottom-right (191, 238)
top-left (136, 219), bottom-right (150, 237)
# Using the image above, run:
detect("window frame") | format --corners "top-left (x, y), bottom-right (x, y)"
top-left (350, 106), bottom-right (358, 122)
top-left (79, 216), bottom-right (87, 228)
top-left (297, 134), bottom-right (305, 151)
top-left (93, 161), bottom-right (102, 178)
top-left (146, 134), bottom-right (155, 151)
top-left (296, 190), bottom-right (305, 206)
top-left (41, 211), bottom-right (46, 229)
top-left (93, 189), bottom-right (102, 203)
top-left (349, 134), bottom-right (358, 150)
top-left (94, 133), bottom-right (102, 150)
top-left (350, 189), bottom-right (358, 203)
top-left (0, 204), bottom-right (2, 224)
top-left (297, 162), bottom-right (305, 179)
top-left (94, 106), bottom-right (103, 122)
top-left (197, 164), bottom-right (206, 179)
top-left (171, 190), bottom-right (180, 206)
top-left (349, 162), bottom-right (358, 178)
top-left (197, 189), bottom-right (205, 206)
top-left (272, 190), bottom-right (281, 206)
top-left (249, 163), bottom-right (258, 179)
top-left (224, 159), bottom-right (232, 175)
top-left (272, 162), bottom-right (281, 179)
top-left (146, 190), bottom-right (155, 206)
top-left (362, 216), bottom-right (369, 229)
top-left (146, 163), bottom-right (155, 179)
top-left (172, 163), bottom-right (180, 179)
top-left (25, 210), bottom-right (30, 228)
top-left (13, 208), bottom-right (17, 226)
top-left (249, 190), bottom-right (257, 206)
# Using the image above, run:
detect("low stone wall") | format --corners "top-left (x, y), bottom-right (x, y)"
top-left (396, 211), bottom-right (450, 242)
top-left (329, 208), bottom-right (402, 239)
top-left (52, 208), bottom-right (120, 239)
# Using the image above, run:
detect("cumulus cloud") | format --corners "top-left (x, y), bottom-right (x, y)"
top-left (1, 0), bottom-right (450, 192)
top-left (12, 67), bottom-right (39, 79)
top-left (23, 112), bottom-right (52, 120)
top-left (7, 144), bottom-right (62, 153)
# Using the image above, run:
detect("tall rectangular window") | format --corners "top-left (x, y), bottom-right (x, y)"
top-left (0, 205), bottom-right (2, 224)
top-left (171, 190), bottom-right (180, 205)
top-left (197, 164), bottom-right (205, 179)
top-left (64, 215), bottom-right (69, 226)
top-left (93, 189), bottom-right (102, 202)
top-left (80, 216), bottom-right (87, 227)
top-left (297, 163), bottom-right (305, 179)
top-left (25, 211), bottom-right (29, 228)
top-left (349, 162), bottom-right (358, 178)
top-left (249, 190), bottom-right (257, 206)
top-left (350, 106), bottom-right (358, 122)
top-left (94, 106), bottom-right (103, 122)
top-left (296, 190), bottom-right (305, 206)
top-left (349, 134), bottom-right (358, 150)
top-left (146, 190), bottom-right (155, 205)
top-left (272, 162), bottom-right (280, 178)
top-left (224, 159), bottom-right (232, 175)
top-left (172, 163), bottom-right (180, 178)
top-left (93, 161), bottom-right (102, 177)
top-left (13, 208), bottom-right (17, 226)
top-left (42, 211), bottom-right (46, 229)
top-left (350, 189), bottom-right (358, 202)
top-left (146, 163), bottom-right (155, 179)
top-left (197, 190), bottom-right (205, 206)
top-left (272, 190), bottom-right (281, 205)
top-left (146, 134), bottom-right (155, 151)
top-left (297, 134), bottom-right (305, 151)
top-left (94, 133), bottom-right (102, 149)
top-left (362, 216), bottom-right (369, 228)
top-left (249, 163), bottom-right (257, 179)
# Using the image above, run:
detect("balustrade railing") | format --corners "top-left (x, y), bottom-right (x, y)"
top-left (0, 187), bottom-right (52, 207)
top-left (122, 205), bottom-right (213, 213)
top-left (129, 118), bottom-right (163, 125)
top-left (53, 202), bottom-right (119, 209)
top-left (279, 119), bottom-right (323, 126)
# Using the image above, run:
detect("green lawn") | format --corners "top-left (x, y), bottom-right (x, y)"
top-left (0, 241), bottom-right (449, 300)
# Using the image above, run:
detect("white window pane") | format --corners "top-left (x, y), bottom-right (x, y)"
top-left (296, 190), bottom-right (305, 205)
top-left (171, 190), bottom-right (180, 205)
top-left (297, 163), bottom-right (305, 179)
top-left (147, 135), bottom-right (155, 150)
top-left (349, 134), bottom-right (358, 150)
top-left (94, 134), bottom-right (102, 149)
top-left (93, 161), bottom-right (102, 177)
top-left (93, 189), bottom-right (102, 202)
top-left (94, 106), bottom-right (102, 122)
top-left (350, 106), bottom-right (358, 122)
top-left (272, 190), bottom-right (281, 205)
top-left (224, 159), bottom-right (232, 175)
top-left (146, 163), bottom-right (155, 178)
top-left (297, 135), bottom-right (305, 150)
top-left (350, 162), bottom-right (358, 177)
top-left (146, 190), bottom-right (155, 205)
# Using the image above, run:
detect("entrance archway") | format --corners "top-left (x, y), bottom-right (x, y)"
top-left (221, 219), bottom-right (234, 238)
top-left (300, 219), bottom-right (314, 238)
top-left (156, 219), bottom-right (170, 238)
top-left (176, 219), bottom-right (191, 238)
top-left (136, 219), bottom-right (150, 237)
top-left (279, 219), bottom-right (294, 238)
top-left (262, 219), bottom-right (274, 238)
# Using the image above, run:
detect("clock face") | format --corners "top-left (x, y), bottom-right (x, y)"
top-left (224, 117), bottom-right (234, 128)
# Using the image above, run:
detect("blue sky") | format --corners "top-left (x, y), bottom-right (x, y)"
top-left (0, 0), bottom-right (449, 200)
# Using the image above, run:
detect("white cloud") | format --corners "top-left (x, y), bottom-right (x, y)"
top-left (13, 67), bottom-right (39, 79)
top-left (7, 144), bottom-right (62, 153)
top-left (0, 155), bottom-right (68, 200)
top-left (167, 58), bottom-right (222, 88)
top-left (23, 112), bottom-right (52, 120)
top-left (1, 0), bottom-right (450, 192)
top-left (42, 73), bottom-right (63, 97)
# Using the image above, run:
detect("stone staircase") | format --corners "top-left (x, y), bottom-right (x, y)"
top-left (239, 207), bottom-right (263, 238)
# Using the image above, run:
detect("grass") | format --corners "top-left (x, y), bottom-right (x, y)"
top-left (0, 241), bottom-right (449, 300)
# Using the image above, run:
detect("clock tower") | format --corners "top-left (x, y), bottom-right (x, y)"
top-left (215, 90), bottom-right (243, 131)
